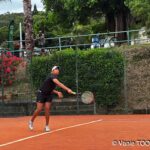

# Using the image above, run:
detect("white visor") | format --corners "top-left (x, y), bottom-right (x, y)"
top-left (52, 66), bottom-right (59, 71)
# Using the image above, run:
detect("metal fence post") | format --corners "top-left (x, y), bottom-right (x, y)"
top-left (127, 30), bottom-right (130, 45)
top-left (124, 51), bottom-right (128, 113)
top-left (75, 48), bottom-right (79, 114)
top-left (58, 37), bottom-right (62, 51)
top-left (1, 50), bottom-right (4, 103)
top-left (94, 101), bottom-right (97, 114)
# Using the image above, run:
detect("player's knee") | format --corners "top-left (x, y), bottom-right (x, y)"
top-left (45, 107), bottom-right (50, 112)
top-left (36, 107), bottom-right (43, 112)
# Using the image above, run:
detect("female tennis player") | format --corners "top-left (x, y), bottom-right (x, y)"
top-left (29, 66), bottom-right (74, 132)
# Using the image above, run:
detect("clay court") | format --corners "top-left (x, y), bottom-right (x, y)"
top-left (1, 115), bottom-right (150, 150)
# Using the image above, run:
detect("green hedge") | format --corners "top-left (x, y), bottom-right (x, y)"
top-left (29, 48), bottom-right (124, 107)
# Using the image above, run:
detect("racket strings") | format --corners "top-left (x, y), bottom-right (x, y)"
top-left (81, 91), bottom-right (94, 104)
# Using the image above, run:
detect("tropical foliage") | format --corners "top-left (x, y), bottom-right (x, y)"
top-left (0, 0), bottom-right (149, 46)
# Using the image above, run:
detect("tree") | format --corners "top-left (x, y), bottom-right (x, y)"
top-left (33, 4), bottom-right (38, 15)
top-left (0, 13), bottom-right (24, 45)
top-left (42, 0), bottom-right (130, 40)
top-left (0, 0), bottom-right (34, 59)
top-left (125, 0), bottom-right (150, 28)
top-left (23, 0), bottom-right (34, 59)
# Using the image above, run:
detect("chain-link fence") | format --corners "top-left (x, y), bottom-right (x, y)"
top-left (0, 49), bottom-right (34, 116)
top-left (0, 29), bottom-right (150, 116)
top-left (0, 48), bottom-right (97, 116)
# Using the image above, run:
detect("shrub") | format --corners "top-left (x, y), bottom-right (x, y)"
top-left (0, 51), bottom-right (22, 86)
top-left (29, 48), bottom-right (124, 107)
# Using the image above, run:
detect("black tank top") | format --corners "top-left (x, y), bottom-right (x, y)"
top-left (40, 74), bottom-right (58, 95)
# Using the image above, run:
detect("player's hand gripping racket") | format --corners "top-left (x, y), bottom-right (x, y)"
top-left (71, 91), bottom-right (94, 104)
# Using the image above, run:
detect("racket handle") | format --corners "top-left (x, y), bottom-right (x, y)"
top-left (72, 92), bottom-right (76, 95)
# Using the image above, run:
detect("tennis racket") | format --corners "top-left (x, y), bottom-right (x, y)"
top-left (71, 91), bottom-right (94, 104)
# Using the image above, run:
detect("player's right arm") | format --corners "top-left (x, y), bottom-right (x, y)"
top-left (52, 79), bottom-right (73, 94)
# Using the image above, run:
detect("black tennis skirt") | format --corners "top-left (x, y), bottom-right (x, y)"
top-left (36, 91), bottom-right (53, 103)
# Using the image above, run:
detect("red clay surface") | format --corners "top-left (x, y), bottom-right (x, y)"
top-left (1, 115), bottom-right (150, 150)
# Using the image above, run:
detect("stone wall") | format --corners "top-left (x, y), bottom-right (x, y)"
top-left (124, 45), bottom-right (150, 110)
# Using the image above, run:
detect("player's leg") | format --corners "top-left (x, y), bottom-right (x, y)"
top-left (29, 102), bottom-right (44, 130)
top-left (44, 102), bottom-right (52, 132)
top-left (31, 102), bottom-right (44, 122)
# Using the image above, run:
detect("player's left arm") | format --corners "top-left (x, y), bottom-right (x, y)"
top-left (52, 90), bottom-right (63, 99)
